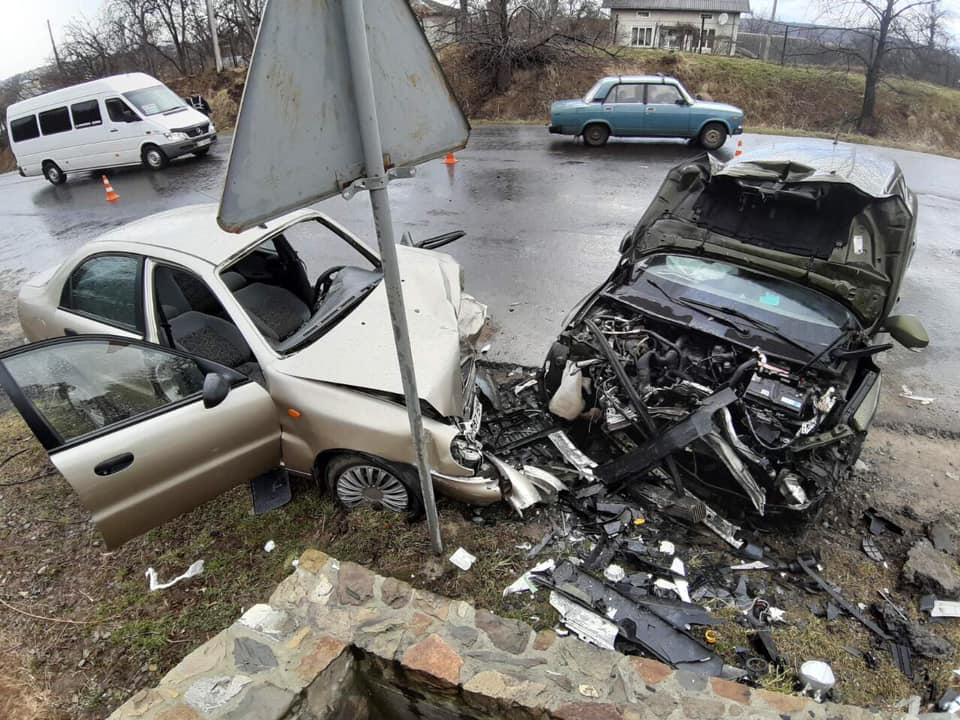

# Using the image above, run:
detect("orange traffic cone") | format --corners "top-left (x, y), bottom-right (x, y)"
top-left (102, 175), bottom-right (119, 203)
top-left (734, 139), bottom-right (743, 158)
top-left (442, 152), bottom-right (457, 165)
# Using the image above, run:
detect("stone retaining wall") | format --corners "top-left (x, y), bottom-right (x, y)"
top-left (109, 550), bottom-right (922, 720)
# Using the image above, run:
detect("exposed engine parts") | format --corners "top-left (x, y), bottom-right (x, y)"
top-left (542, 304), bottom-right (867, 521)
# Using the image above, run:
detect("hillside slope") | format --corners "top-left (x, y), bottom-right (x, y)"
top-left (4, 49), bottom-right (960, 173)
top-left (444, 48), bottom-right (960, 156)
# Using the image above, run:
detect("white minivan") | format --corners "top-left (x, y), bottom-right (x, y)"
top-left (6, 72), bottom-right (216, 185)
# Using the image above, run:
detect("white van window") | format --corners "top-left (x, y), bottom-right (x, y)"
top-left (123, 85), bottom-right (184, 117)
top-left (105, 98), bottom-right (139, 123)
top-left (39, 107), bottom-right (72, 135)
top-left (10, 116), bottom-right (39, 142)
top-left (71, 100), bottom-right (103, 128)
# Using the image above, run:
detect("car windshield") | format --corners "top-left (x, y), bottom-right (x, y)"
top-left (123, 85), bottom-right (185, 116)
top-left (631, 254), bottom-right (855, 351)
top-left (583, 79), bottom-right (606, 103)
top-left (221, 217), bottom-right (382, 354)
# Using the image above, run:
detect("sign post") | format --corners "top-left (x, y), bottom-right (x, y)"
top-left (339, 0), bottom-right (443, 554)
top-left (217, 0), bottom-right (469, 555)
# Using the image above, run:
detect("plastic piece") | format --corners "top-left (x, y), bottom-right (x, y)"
top-left (449, 547), bottom-right (477, 571)
top-left (146, 560), bottom-right (204, 591)
top-left (799, 660), bottom-right (835, 702)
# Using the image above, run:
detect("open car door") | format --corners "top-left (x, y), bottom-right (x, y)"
top-left (0, 335), bottom-right (281, 547)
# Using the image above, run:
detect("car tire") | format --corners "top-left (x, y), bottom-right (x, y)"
top-left (192, 147), bottom-right (211, 158)
top-left (582, 124), bottom-right (610, 147)
top-left (141, 145), bottom-right (169, 170)
top-left (42, 161), bottom-right (66, 186)
top-left (325, 453), bottom-right (424, 519)
top-left (698, 122), bottom-right (728, 150)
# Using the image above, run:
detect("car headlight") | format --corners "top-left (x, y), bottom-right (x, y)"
top-left (450, 434), bottom-right (483, 472)
top-left (163, 131), bottom-right (188, 141)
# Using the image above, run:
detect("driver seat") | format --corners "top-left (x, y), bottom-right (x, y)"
top-left (222, 272), bottom-right (311, 343)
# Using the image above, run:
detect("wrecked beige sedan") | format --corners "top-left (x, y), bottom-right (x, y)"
top-left (6, 204), bottom-right (561, 547)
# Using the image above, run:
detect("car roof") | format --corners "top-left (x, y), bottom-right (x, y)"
top-left (8, 73), bottom-right (162, 117)
top-left (715, 141), bottom-right (904, 199)
top-left (87, 203), bottom-right (317, 265)
top-left (602, 74), bottom-right (678, 85)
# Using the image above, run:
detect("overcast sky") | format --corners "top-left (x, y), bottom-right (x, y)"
top-left (2, 0), bottom-right (959, 81)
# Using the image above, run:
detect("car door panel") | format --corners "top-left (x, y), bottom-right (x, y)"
top-left (51, 307), bottom-right (142, 339)
top-left (603, 84), bottom-right (645, 135)
top-left (642, 84), bottom-right (691, 137)
top-left (53, 382), bottom-right (279, 546)
top-left (0, 335), bottom-right (280, 548)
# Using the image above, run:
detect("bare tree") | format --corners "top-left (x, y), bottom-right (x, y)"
top-left (821, 0), bottom-right (935, 134)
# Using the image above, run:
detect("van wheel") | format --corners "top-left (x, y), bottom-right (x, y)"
top-left (42, 162), bottom-right (66, 186)
top-left (141, 145), bottom-right (169, 170)
top-left (192, 147), bottom-right (210, 158)
top-left (698, 122), bottom-right (728, 150)
top-left (325, 453), bottom-right (423, 519)
top-left (582, 124), bottom-right (610, 147)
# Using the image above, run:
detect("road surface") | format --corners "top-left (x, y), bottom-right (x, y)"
top-left (0, 126), bottom-right (956, 431)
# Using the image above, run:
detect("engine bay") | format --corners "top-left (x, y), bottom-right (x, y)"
top-left (539, 296), bottom-right (875, 522)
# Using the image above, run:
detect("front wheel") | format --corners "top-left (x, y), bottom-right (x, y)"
top-left (325, 454), bottom-right (423, 519)
top-left (582, 124), bottom-right (610, 147)
top-left (42, 161), bottom-right (66, 186)
top-left (698, 122), bottom-right (728, 151)
top-left (141, 145), bottom-right (169, 170)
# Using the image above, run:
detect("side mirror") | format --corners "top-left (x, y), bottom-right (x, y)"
top-left (203, 373), bottom-right (231, 409)
top-left (884, 315), bottom-right (929, 350)
top-left (675, 98), bottom-right (686, 106)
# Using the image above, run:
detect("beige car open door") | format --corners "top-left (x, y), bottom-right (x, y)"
top-left (0, 335), bottom-right (281, 547)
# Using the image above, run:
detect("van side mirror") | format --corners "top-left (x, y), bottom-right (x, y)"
top-left (203, 373), bottom-right (231, 409)
top-left (884, 315), bottom-right (928, 350)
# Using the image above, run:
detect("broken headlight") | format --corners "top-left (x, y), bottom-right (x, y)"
top-left (450, 434), bottom-right (483, 472)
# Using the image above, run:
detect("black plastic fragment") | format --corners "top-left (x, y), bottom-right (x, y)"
top-left (752, 630), bottom-right (780, 664)
top-left (250, 468), bottom-right (292, 514)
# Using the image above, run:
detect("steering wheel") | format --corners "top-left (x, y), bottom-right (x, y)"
top-left (312, 265), bottom-right (345, 309)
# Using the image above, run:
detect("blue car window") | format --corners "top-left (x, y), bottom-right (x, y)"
top-left (646, 85), bottom-right (682, 104)
top-left (608, 84), bottom-right (642, 104)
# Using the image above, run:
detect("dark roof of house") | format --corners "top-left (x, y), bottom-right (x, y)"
top-left (409, 0), bottom-right (458, 18)
top-left (603, 0), bottom-right (751, 12)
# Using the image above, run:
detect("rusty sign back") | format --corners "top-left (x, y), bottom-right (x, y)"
top-left (218, 0), bottom-right (469, 233)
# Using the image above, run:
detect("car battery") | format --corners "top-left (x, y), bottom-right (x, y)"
top-left (745, 375), bottom-right (807, 417)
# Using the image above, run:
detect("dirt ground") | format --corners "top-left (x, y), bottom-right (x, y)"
top-left (0, 279), bottom-right (959, 718)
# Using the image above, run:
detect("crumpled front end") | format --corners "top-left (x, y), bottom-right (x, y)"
top-left (540, 300), bottom-right (875, 522)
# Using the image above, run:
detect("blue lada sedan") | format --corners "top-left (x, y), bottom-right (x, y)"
top-left (549, 75), bottom-right (744, 149)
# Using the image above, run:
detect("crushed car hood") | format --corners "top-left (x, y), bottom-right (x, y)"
top-left (623, 145), bottom-right (917, 329)
top-left (275, 246), bottom-right (470, 417)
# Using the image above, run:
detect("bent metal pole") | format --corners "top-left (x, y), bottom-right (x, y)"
top-left (340, 0), bottom-right (443, 554)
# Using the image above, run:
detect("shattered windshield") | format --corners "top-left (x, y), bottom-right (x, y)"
top-left (221, 218), bottom-right (382, 354)
top-left (631, 254), bottom-right (855, 348)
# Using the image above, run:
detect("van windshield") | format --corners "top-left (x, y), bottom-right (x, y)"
top-left (123, 85), bottom-right (184, 116)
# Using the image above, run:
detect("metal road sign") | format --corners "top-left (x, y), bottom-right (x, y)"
top-left (218, 0), bottom-right (471, 553)
top-left (218, 0), bottom-right (469, 232)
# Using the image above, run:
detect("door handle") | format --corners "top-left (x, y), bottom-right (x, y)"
top-left (64, 328), bottom-right (78, 336)
top-left (110, 129), bottom-right (119, 133)
top-left (647, 107), bottom-right (656, 113)
top-left (603, 106), bottom-right (612, 112)
top-left (94, 453), bottom-right (134, 476)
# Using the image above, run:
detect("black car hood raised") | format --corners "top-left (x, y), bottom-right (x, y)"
top-left (622, 147), bottom-right (918, 330)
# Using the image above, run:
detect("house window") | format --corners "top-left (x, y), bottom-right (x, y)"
top-left (702, 29), bottom-right (716, 49)
top-left (631, 26), bottom-right (654, 47)
top-left (636, 10), bottom-right (650, 16)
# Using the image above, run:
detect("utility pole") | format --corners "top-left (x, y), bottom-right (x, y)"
top-left (206, 0), bottom-right (224, 72)
top-left (47, 19), bottom-right (64, 74)
top-left (699, 14), bottom-right (706, 54)
top-left (780, 24), bottom-right (788, 65)
top-left (771, 0), bottom-right (778, 22)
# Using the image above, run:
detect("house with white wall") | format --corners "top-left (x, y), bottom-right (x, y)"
top-left (410, 0), bottom-right (460, 46)
top-left (603, 0), bottom-right (751, 56)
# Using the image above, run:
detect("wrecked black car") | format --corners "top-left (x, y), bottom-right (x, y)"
top-left (542, 143), bottom-right (928, 521)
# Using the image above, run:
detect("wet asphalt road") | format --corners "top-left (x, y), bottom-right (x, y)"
top-left (0, 125), bottom-right (957, 431)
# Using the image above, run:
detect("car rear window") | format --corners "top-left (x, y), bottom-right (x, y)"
top-left (39, 107), bottom-right (72, 135)
top-left (10, 115), bottom-right (39, 142)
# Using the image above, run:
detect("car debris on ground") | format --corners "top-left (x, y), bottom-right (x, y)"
top-left (475, 361), bottom-right (959, 709)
